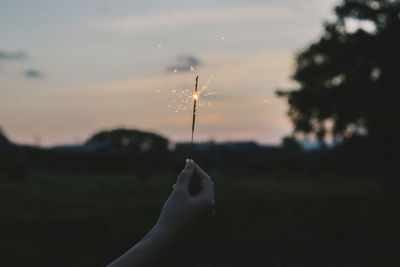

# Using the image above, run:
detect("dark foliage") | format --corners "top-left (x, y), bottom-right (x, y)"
top-left (277, 0), bottom-right (400, 188)
top-left (0, 128), bottom-right (9, 145)
top-left (277, 0), bottom-right (400, 142)
top-left (86, 128), bottom-right (169, 152)
top-left (4, 154), bottom-right (29, 181)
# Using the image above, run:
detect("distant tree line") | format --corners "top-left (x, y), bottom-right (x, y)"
top-left (0, 127), bottom-right (374, 181)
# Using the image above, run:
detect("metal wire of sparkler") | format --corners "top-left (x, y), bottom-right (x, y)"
top-left (189, 76), bottom-right (199, 158)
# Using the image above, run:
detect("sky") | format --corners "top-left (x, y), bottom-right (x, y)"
top-left (0, 0), bottom-right (338, 147)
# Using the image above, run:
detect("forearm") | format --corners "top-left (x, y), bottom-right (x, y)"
top-left (108, 223), bottom-right (176, 267)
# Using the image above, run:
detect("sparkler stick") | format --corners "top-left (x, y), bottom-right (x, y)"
top-left (190, 76), bottom-right (199, 157)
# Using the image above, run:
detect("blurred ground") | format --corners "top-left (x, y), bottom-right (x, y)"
top-left (1, 170), bottom-right (399, 266)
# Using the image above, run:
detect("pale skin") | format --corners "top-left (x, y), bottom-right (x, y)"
top-left (108, 160), bottom-right (215, 267)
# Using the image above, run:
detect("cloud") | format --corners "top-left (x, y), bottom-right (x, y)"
top-left (166, 55), bottom-right (200, 73)
top-left (0, 51), bottom-right (42, 78)
top-left (25, 69), bottom-right (42, 78)
top-left (88, 4), bottom-right (297, 34)
top-left (0, 50), bottom-right (27, 61)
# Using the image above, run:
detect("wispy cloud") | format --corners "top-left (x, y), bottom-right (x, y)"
top-left (167, 55), bottom-right (200, 73)
top-left (0, 50), bottom-right (27, 61)
top-left (25, 69), bottom-right (42, 78)
top-left (88, 4), bottom-right (298, 34)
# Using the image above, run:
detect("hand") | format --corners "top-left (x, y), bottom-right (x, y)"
top-left (156, 159), bottom-right (215, 235)
top-left (108, 160), bottom-right (215, 266)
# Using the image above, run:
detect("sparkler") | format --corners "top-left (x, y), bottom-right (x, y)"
top-left (190, 76), bottom-right (199, 157)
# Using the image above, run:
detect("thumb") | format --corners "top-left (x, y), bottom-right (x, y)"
top-left (176, 159), bottom-right (194, 189)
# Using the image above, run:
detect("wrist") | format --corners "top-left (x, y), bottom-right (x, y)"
top-left (152, 219), bottom-right (180, 241)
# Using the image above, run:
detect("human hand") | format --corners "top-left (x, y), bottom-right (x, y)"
top-left (108, 160), bottom-right (215, 266)
top-left (156, 159), bottom-right (215, 235)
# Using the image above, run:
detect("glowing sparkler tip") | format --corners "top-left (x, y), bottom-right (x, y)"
top-left (193, 94), bottom-right (198, 100)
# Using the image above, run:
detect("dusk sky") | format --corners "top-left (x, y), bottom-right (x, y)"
top-left (0, 0), bottom-right (337, 147)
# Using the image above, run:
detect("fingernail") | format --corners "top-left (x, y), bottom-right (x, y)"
top-left (185, 159), bottom-right (193, 169)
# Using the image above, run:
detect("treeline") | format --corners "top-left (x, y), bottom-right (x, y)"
top-left (0, 128), bottom-right (379, 180)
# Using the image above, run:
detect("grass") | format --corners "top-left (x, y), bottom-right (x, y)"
top-left (0, 170), bottom-right (399, 266)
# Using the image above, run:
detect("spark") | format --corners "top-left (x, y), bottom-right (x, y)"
top-left (168, 75), bottom-right (219, 113)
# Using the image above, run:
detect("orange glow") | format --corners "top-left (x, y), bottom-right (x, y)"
top-left (193, 93), bottom-right (198, 100)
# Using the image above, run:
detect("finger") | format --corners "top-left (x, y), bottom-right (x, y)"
top-left (192, 163), bottom-right (213, 197)
top-left (193, 162), bottom-right (212, 183)
top-left (176, 159), bottom-right (194, 189)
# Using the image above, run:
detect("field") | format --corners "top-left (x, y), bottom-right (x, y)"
top-left (1, 170), bottom-right (399, 266)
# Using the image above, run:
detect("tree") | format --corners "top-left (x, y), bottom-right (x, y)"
top-left (86, 128), bottom-right (169, 152)
top-left (277, 0), bottom-right (400, 143)
top-left (277, 0), bottom-right (400, 188)
top-left (0, 127), bottom-right (10, 145)
top-left (281, 136), bottom-right (303, 153)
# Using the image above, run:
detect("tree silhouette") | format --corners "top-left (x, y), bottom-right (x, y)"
top-left (277, 0), bottom-right (400, 143)
top-left (0, 127), bottom-right (10, 145)
top-left (86, 128), bottom-right (169, 152)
